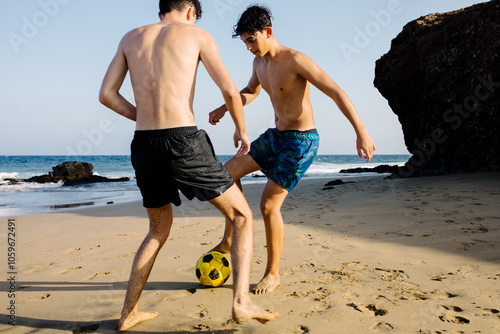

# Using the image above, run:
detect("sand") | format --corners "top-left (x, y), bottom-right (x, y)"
top-left (1, 172), bottom-right (499, 334)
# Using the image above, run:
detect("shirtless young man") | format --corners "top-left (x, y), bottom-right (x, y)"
top-left (209, 5), bottom-right (376, 295)
top-left (99, 1), bottom-right (279, 330)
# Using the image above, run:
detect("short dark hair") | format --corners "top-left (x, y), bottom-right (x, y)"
top-left (159, 0), bottom-right (202, 20)
top-left (232, 4), bottom-right (273, 38)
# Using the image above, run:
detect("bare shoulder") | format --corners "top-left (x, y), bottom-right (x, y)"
top-left (286, 48), bottom-right (319, 75)
top-left (118, 24), bottom-right (153, 47)
top-left (182, 24), bottom-right (211, 40)
top-left (118, 28), bottom-right (138, 47)
top-left (287, 48), bottom-right (312, 64)
top-left (252, 56), bottom-right (263, 67)
top-left (124, 23), bottom-right (156, 38)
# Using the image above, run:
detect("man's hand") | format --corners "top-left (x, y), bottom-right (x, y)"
top-left (234, 130), bottom-right (251, 157)
top-left (209, 106), bottom-right (227, 125)
top-left (356, 134), bottom-right (376, 163)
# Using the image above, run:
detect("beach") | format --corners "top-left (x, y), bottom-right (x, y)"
top-left (1, 172), bottom-right (499, 333)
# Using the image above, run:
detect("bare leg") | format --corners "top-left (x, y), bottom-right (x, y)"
top-left (209, 185), bottom-right (279, 324)
top-left (210, 179), bottom-right (240, 254)
top-left (117, 204), bottom-right (173, 331)
top-left (253, 180), bottom-right (288, 295)
top-left (211, 154), bottom-right (261, 254)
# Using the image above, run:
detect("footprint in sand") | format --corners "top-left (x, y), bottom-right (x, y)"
top-left (399, 289), bottom-right (458, 301)
top-left (475, 307), bottom-right (500, 319)
top-left (189, 308), bottom-right (209, 319)
top-left (193, 324), bottom-right (211, 331)
top-left (483, 307), bottom-right (499, 314)
top-left (23, 262), bottom-right (54, 274)
top-left (297, 326), bottom-right (310, 334)
top-left (162, 288), bottom-right (196, 302)
top-left (365, 304), bottom-right (389, 316)
top-left (433, 291), bottom-right (459, 300)
top-left (440, 305), bottom-right (464, 312)
top-left (347, 302), bottom-right (363, 313)
top-left (84, 272), bottom-right (111, 281)
top-left (347, 302), bottom-right (389, 317)
top-left (370, 267), bottom-right (409, 281)
top-left (402, 292), bottom-right (430, 301)
top-left (18, 293), bottom-right (51, 304)
top-left (57, 266), bottom-right (82, 275)
top-left (431, 272), bottom-right (455, 281)
top-left (438, 313), bottom-right (470, 324)
top-left (369, 322), bottom-right (394, 331)
top-left (64, 247), bottom-right (81, 254)
top-left (375, 295), bottom-right (397, 305)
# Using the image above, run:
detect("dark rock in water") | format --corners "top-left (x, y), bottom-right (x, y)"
top-left (25, 174), bottom-right (58, 184)
top-left (340, 165), bottom-right (400, 174)
top-left (374, 1), bottom-right (500, 177)
top-left (64, 174), bottom-right (129, 186)
top-left (4, 178), bottom-right (22, 185)
top-left (52, 161), bottom-right (93, 184)
top-left (20, 161), bottom-right (129, 186)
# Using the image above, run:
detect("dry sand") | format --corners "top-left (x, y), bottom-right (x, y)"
top-left (1, 172), bottom-right (499, 333)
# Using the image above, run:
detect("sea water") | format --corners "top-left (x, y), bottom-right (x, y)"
top-left (0, 155), bottom-right (409, 216)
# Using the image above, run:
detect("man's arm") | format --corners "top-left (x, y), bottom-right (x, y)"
top-left (209, 59), bottom-right (262, 125)
top-left (199, 30), bottom-right (250, 156)
top-left (99, 36), bottom-right (137, 122)
top-left (294, 53), bottom-right (376, 161)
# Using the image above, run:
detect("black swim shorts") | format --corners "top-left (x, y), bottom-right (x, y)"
top-left (131, 126), bottom-right (234, 208)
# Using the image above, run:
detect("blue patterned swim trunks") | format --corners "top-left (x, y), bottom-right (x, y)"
top-left (248, 128), bottom-right (320, 192)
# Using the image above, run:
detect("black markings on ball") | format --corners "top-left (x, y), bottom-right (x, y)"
top-left (209, 269), bottom-right (220, 280)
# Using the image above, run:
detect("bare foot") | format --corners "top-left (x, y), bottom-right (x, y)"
top-left (117, 311), bottom-right (158, 331)
top-left (210, 239), bottom-right (231, 254)
top-left (252, 274), bottom-right (280, 295)
top-left (233, 301), bottom-right (280, 324)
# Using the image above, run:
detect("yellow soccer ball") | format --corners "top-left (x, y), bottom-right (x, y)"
top-left (195, 251), bottom-right (231, 287)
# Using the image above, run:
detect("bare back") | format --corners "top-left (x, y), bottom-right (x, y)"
top-left (122, 23), bottom-right (202, 130)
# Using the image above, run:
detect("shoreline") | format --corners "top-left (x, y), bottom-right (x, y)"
top-left (0, 173), bottom-right (388, 218)
top-left (1, 172), bottom-right (498, 333)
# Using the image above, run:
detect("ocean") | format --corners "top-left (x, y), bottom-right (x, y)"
top-left (0, 155), bottom-right (409, 217)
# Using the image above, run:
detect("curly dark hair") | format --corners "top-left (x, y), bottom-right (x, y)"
top-left (232, 4), bottom-right (273, 38)
top-left (159, 0), bottom-right (202, 21)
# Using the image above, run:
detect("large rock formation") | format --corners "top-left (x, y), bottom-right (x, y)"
top-left (23, 161), bottom-right (129, 186)
top-left (374, 0), bottom-right (500, 177)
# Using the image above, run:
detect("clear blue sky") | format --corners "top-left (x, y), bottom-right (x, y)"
top-left (0, 0), bottom-right (487, 156)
